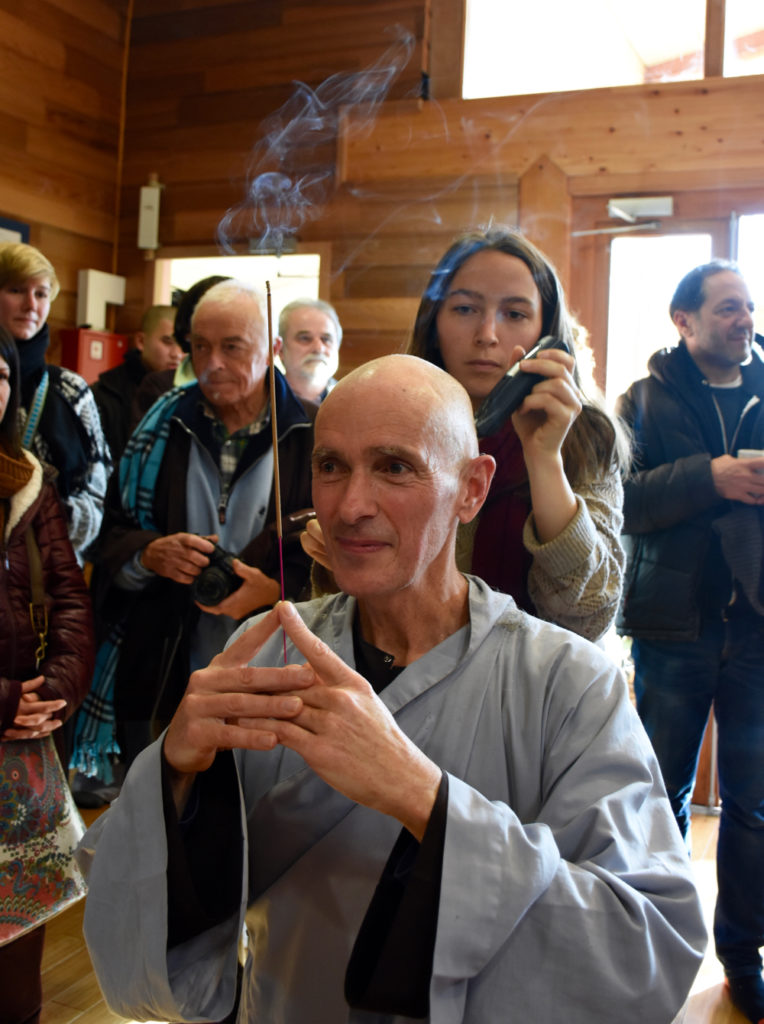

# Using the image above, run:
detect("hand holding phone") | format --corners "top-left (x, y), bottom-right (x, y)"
top-left (474, 336), bottom-right (571, 439)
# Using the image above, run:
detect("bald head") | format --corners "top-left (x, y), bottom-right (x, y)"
top-left (312, 355), bottom-right (494, 605)
top-left (319, 354), bottom-right (479, 469)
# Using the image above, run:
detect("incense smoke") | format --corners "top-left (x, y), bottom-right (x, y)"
top-left (217, 27), bottom-right (416, 255)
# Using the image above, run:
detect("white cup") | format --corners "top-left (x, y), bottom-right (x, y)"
top-left (738, 449), bottom-right (764, 473)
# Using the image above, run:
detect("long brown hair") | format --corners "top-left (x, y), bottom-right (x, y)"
top-left (0, 326), bottom-right (22, 456)
top-left (408, 227), bottom-right (629, 483)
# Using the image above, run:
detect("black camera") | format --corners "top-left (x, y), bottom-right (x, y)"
top-left (190, 543), bottom-right (244, 606)
top-left (474, 336), bottom-right (571, 439)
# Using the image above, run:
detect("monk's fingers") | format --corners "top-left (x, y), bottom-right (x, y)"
top-left (182, 690), bottom-right (305, 723)
top-left (210, 606), bottom-right (282, 669)
top-left (217, 724), bottom-right (281, 752)
top-left (175, 716), bottom-right (282, 757)
top-left (276, 602), bottom-right (358, 686)
top-left (187, 660), bottom-right (314, 697)
top-left (172, 698), bottom-right (309, 760)
top-left (231, 716), bottom-right (311, 739)
top-left (165, 689), bottom-right (305, 771)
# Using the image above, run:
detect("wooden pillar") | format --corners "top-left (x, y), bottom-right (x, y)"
top-left (518, 155), bottom-right (572, 294)
top-left (424, 0), bottom-right (466, 99)
top-left (705, 0), bottom-right (726, 77)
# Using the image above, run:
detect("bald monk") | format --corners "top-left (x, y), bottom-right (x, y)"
top-left (78, 354), bottom-right (705, 1024)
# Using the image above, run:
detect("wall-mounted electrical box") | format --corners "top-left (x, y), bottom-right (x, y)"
top-left (59, 329), bottom-right (129, 385)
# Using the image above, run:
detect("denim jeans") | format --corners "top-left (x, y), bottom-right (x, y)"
top-left (632, 613), bottom-right (764, 977)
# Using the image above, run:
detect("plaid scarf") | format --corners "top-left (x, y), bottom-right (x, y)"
top-left (69, 388), bottom-right (187, 781)
top-left (119, 386), bottom-right (187, 529)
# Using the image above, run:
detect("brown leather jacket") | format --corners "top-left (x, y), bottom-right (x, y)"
top-left (0, 452), bottom-right (94, 737)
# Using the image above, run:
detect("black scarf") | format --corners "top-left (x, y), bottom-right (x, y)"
top-left (17, 324), bottom-right (92, 499)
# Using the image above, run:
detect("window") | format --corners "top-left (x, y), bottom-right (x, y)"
top-left (462, 0), bottom-right (764, 99)
top-left (163, 253), bottom-right (321, 328)
top-left (735, 214), bottom-right (764, 336)
top-left (463, 0), bottom-right (706, 99)
top-left (724, 0), bottom-right (764, 77)
top-left (605, 233), bottom-right (713, 404)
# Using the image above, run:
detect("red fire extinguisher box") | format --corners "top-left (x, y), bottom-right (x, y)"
top-left (59, 329), bottom-right (129, 385)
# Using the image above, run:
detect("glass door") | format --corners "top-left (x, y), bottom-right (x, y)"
top-left (735, 213), bottom-right (764, 338)
top-left (605, 233), bottom-right (713, 406)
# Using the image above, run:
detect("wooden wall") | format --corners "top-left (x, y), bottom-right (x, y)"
top-left (118, 0), bottom-right (437, 367)
top-left (336, 74), bottom-right (764, 376)
top-left (117, 4), bottom-right (764, 378)
top-left (119, 0), bottom-right (517, 369)
top-left (0, 0), bottom-right (128, 360)
top-left (2, 1), bottom-right (764, 381)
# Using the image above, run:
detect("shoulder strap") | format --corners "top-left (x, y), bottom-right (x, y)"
top-left (24, 527), bottom-right (48, 668)
top-left (22, 368), bottom-right (50, 448)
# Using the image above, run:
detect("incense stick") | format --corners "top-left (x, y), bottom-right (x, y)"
top-left (266, 281), bottom-right (288, 663)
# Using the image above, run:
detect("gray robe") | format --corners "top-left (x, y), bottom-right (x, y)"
top-left (78, 577), bottom-right (706, 1023)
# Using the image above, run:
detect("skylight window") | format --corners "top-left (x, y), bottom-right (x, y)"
top-left (462, 0), bottom-right (763, 98)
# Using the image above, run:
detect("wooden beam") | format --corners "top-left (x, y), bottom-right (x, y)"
top-left (518, 155), bottom-right (571, 294)
top-left (424, 0), bottom-right (466, 99)
top-left (569, 165), bottom-right (764, 196)
top-left (705, 0), bottom-right (726, 77)
top-left (340, 76), bottom-right (764, 187)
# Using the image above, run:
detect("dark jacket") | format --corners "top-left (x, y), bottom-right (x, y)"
top-left (93, 374), bottom-right (316, 722)
top-left (131, 366), bottom-right (176, 429)
top-left (0, 452), bottom-right (94, 744)
top-left (92, 349), bottom-right (147, 464)
top-left (616, 340), bottom-right (764, 641)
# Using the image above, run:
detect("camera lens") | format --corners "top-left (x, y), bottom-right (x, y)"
top-left (192, 566), bottom-right (232, 606)
top-left (189, 544), bottom-right (243, 606)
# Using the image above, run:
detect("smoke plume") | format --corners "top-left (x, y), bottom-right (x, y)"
top-left (217, 27), bottom-right (416, 255)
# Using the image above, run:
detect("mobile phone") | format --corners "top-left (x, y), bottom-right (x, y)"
top-left (474, 335), bottom-right (571, 439)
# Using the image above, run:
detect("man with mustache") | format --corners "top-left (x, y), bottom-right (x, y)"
top-left (76, 280), bottom-right (315, 773)
top-left (80, 355), bottom-right (705, 1023)
top-left (617, 260), bottom-right (764, 1023)
top-left (276, 297), bottom-right (342, 404)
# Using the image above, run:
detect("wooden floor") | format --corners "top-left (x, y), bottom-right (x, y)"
top-left (39, 809), bottom-right (749, 1024)
top-left (681, 811), bottom-right (749, 1024)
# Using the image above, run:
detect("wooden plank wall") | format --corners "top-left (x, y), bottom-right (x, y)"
top-left (120, 0), bottom-right (510, 368)
top-left (0, 0), bottom-right (128, 361)
top-left (4, 1), bottom-right (763, 379)
top-left (119, 4), bottom-right (764, 377)
top-left (337, 74), bottom-right (764, 376)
